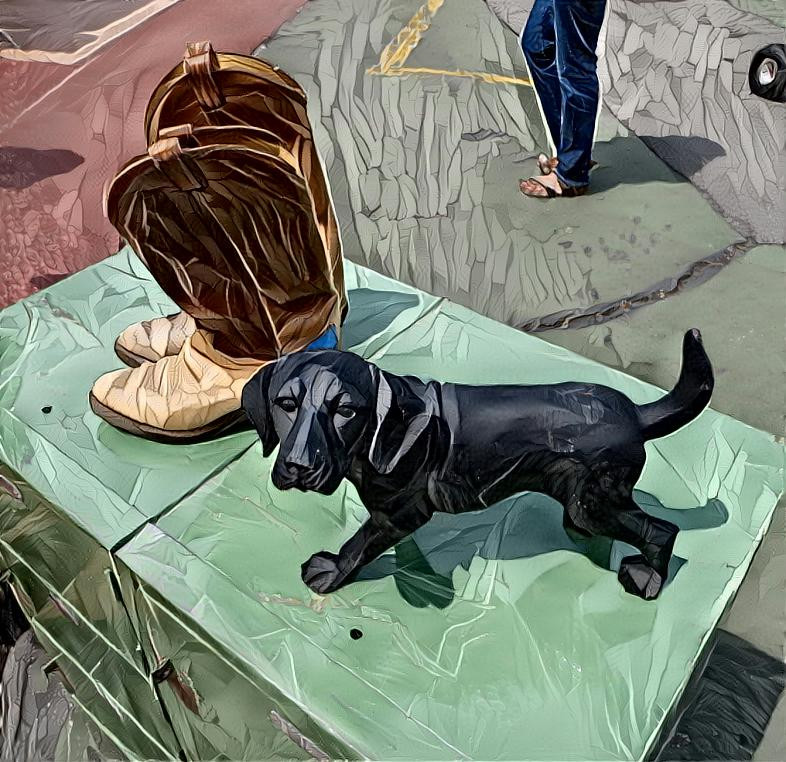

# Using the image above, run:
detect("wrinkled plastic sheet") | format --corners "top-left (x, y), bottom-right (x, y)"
top-left (0, 248), bottom-right (258, 548)
top-left (0, 248), bottom-right (784, 760)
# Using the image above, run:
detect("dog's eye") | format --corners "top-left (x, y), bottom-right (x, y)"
top-left (335, 404), bottom-right (356, 420)
top-left (275, 397), bottom-right (299, 413)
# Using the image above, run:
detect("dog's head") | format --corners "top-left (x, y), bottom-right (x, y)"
top-left (241, 350), bottom-right (439, 494)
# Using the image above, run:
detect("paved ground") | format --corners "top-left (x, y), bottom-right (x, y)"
top-left (0, 0), bottom-right (180, 64)
top-left (0, 0), bottom-right (784, 758)
top-left (491, 0), bottom-right (786, 243)
top-left (0, 0), bottom-right (305, 308)
top-left (262, 0), bottom-right (744, 330)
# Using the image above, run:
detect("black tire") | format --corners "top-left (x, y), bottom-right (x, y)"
top-left (748, 43), bottom-right (786, 103)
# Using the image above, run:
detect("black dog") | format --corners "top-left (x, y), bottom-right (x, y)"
top-left (242, 329), bottom-right (713, 600)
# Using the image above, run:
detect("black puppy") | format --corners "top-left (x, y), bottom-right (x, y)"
top-left (242, 329), bottom-right (713, 600)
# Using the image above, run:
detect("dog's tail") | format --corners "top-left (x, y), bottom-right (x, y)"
top-left (636, 329), bottom-right (714, 441)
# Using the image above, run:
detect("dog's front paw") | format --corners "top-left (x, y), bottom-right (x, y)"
top-left (618, 555), bottom-right (664, 600)
top-left (301, 552), bottom-right (349, 594)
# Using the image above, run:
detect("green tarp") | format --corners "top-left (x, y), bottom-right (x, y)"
top-left (0, 248), bottom-right (783, 760)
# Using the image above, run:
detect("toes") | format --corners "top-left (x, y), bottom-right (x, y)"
top-left (618, 555), bottom-right (664, 600)
top-left (537, 154), bottom-right (558, 174)
top-left (519, 178), bottom-right (548, 197)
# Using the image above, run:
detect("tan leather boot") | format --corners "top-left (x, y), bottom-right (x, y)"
top-left (114, 311), bottom-right (196, 367)
top-left (95, 119), bottom-right (343, 441)
top-left (91, 329), bottom-right (264, 443)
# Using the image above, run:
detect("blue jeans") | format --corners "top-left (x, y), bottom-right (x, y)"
top-left (521, 0), bottom-right (607, 187)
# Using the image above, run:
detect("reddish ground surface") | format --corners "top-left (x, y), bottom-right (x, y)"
top-left (0, 0), bottom-right (305, 308)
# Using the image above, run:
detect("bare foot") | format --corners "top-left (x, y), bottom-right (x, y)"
top-left (538, 153), bottom-right (559, 175)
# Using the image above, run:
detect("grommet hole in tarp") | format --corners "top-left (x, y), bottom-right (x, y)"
top-left (152, 659), bottom-right (201, 715)
top-left (350, 628), bottom-right (363, 640)
top-left (151, 659), bottom-right (174, 684)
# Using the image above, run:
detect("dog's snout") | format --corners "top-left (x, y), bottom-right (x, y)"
top-left (274, 411), bottom-right (330, 487)
top-left (270, 401), bottom-right (349, 494)
top-left (283, 418), bottom-right (320, 473)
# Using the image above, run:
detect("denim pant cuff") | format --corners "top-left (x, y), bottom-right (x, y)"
top-left (555, 169), bottom-right (589, 188)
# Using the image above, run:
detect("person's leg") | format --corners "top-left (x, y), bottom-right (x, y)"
top-left (553, 0), bottom-right (607, 188)
top-left (520, 0), bottom-right (561, 152)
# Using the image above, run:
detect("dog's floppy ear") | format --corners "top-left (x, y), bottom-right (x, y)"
top-left (368, 368), bottom-right (436, 475)
top-left (241, 363), bottom-right (279, 457)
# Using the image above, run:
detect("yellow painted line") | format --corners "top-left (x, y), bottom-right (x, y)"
top-left (367, 0), bottom-right (532, 88)
top-left (368, 65), bottom-right (532, 88)
top-left (377, 0), bottom-right (446, 73)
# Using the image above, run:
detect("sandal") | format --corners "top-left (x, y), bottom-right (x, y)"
top-left (519, 176), bottom-right (588, 198)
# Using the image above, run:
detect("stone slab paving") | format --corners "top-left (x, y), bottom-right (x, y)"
top-left (539, 245), bottom-right (785, 436)
top-left (260, 0), bottom-right (742, 331)
top-left (489, 0), bottom-right (786, 244)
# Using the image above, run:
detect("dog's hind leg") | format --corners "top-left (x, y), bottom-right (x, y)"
top-left (566, 474), bottom-right (678, 600)
top-left (604, 502), bottom-right (678, 600)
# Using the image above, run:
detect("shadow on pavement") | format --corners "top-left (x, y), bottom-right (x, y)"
top-left (590, 135), bottom-right (724, 193)
top-left (640, 135), bottom-right (728, 179)
top-left (657, 629), bottom-right (786, 761)
top-left (0, 147), bottom-right (84, 189)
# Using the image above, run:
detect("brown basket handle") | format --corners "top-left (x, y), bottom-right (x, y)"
top-left (148, 125), bottom-right (206, 191)
top-left (184, 41), bottom-right (224, 111)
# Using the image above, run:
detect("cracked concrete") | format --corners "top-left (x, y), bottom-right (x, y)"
top-left (539, 244), bottom-right (785, 435)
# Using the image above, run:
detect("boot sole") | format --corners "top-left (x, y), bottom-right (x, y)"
top-left (89, 392), bottom-right (251, 444)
